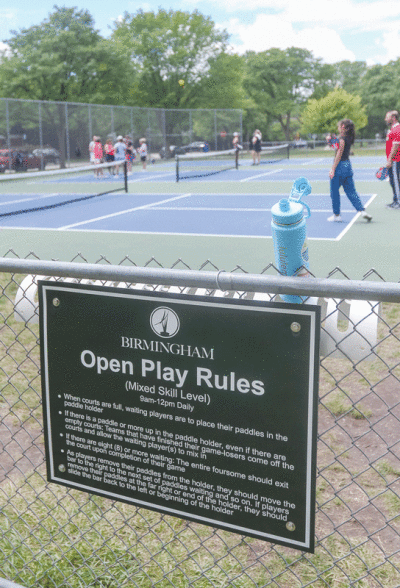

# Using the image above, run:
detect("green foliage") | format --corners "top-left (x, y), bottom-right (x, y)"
top-left (195, 53), bottom-right (247, 110)
top-left (301, 89), bottom-right (368, 135)
top-left (0, 6), bottom-right (133, 104)
top-left (333, 61), bottom-right (368, 95)
top-left (310, 63), bottom-right (337, 100)
top-left (111, 8), bottom-right (229, 109)
top-left (243, 47), bottom-right (330, 140)
top-left (360, 60), bottom-right (400, 137)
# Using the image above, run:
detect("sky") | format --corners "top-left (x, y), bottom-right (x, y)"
top-left (1, 0), bottom-right (400, 66)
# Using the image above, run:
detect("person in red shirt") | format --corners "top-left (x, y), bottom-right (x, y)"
top-left (385, 110), bottom-right (400, 209)
top-left (93, 137), bottom-right (103, 177)
top-left (104, 138), bottom-right (115, 175)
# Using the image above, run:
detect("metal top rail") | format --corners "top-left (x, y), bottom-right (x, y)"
top-left (0, 97), bottom-right (242, 113)
top-left (0, 258), bottom-right (399, 302)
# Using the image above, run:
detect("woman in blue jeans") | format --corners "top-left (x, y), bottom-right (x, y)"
top-left (328, 119), bottom-right (372, 222)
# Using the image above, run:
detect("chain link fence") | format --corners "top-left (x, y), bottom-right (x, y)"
top-left (0, 251), bottom-right (399, 588)
top-left (0, 98), bottom-right (243, 169)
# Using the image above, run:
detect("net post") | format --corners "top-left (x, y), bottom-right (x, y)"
top-left (123, 161), bottom-right (128, 192)
top-left (287, 144), bottom-right (290, 159)
top-left (175, 155), bottom-right (179, 183)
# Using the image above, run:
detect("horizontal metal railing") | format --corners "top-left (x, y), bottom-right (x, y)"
top-left (1, 258), bottom-right (399, 302)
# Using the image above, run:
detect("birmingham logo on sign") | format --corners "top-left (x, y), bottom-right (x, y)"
top-left (150, 307), bottom-right (180, 338)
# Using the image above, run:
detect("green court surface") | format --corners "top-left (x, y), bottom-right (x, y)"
top-left (0, 153), bottom-right (398, 282)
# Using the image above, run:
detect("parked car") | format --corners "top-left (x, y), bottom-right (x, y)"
top-left (32, 148), bottom-right (60, 164)
top-left (290, 139), bottom-right (309, 149)
top-left (159, 145), bottom-right (187, 159)
top-left (184, 141), bottom-right (207, 152)
top-left (0, 150), bottom-right (44, 173)
top-left (159, 141), bottom-right (210, 159)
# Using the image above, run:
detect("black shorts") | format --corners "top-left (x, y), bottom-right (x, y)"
top-left (105, 154), bottom-right (115, 162)
top-left (141, 155), bottom-right (147, 162)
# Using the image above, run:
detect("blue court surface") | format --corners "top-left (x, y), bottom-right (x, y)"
top-left (0, 153), bottom-right (381, 245)
top-left (0, 189), bottom-right (375, 241)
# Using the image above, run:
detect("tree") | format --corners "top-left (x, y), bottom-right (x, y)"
top-left (0, 6), bottom-right (133, 104)
top-left (301, 89), bottom-right (368, 136)
top-left (243, 48), bottom-right (326, 140)
top-left (0, 6), bottom-right (134, 166)
top-left (360, 61), bottom-right (400, 137)
top-left (111, 8), bottom-right (230, 110)
top-left (333, 61), bottom-right (368, 96)
top-left (195, 53), bottom-right (247, 110)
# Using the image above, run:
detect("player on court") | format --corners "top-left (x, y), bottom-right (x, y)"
top-left (232, 132), bottom-right (242, 168)
top-left (328, 119), bottom-right (372, 222)
top-left (139, 138), bottom-right (148, 171)
top-left (89, 136), bottom-right (96, 164)
top-left (114, 136), bottom-right (126, 175)
top-left (385, 110), bottom-right (400, 209)
top-left (251, 130), bottom-right (262, 165)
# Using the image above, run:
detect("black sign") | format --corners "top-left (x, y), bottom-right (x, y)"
top-left (39, 282), bottom-right (320, 552)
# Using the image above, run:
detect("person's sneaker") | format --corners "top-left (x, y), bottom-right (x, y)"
top-left (327, 214), bottom-right (342, 222)
top-left (386, 201), bottom-right (400, 209)
top-left (362, 212), bottom-right (372, 221)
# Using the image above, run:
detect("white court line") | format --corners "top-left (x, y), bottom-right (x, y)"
top-left (151, 206), bottom-right (358, 213)
top-left (240, 169), bottom-right (283, 182)
top-left (334, 194), bottom-right (377, 241)
top-left (0, 193), bottom-right (61, 207)
top-left (301, 158), bottom-right (324, 165)
top-left (130, 171), bottom-right (175, 182)
top-left (153, 207), bottom-right (271, 212)
top-left (0, 224), bottom-right (336, 240)
top-left (58, 193), bottom-right (192, 230)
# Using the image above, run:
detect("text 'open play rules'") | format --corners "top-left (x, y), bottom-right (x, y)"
top-left (39, 283), bottom-right (320, 552)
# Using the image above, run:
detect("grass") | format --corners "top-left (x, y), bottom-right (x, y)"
top-left (2, 476), bottom-right (399, 588)
top-left (1, 271), bottom-right (400, 587)
top-left (323, 391), bottom-right (373, 420)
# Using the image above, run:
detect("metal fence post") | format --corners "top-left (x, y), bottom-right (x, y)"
top-left (111, 106), bottom-right (114, 137)
top-left (214, 109), bottom-right (218, 151)
top-left (5, 99), bottom-right (11, 171)
top-left (38, 102), bottom-right (44, 171)
top-left (65, 103), bottom-right (70, 165)
top-left (88, 104), bottom-right (92, 144)
top-left (162, 109), bottom-right (167, 155)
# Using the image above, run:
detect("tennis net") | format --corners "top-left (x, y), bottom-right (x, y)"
top-left (258, 144), bottom-right (290, 164)
top-left (0, 161), bottom-right (128, 219)
top-left (176, 150), bottom-right (238, 182)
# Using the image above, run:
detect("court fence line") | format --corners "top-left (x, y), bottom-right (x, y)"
top-left (0, 97), bottom-right (243, 170)
top-left (0, 252), bottom-right (399, 588)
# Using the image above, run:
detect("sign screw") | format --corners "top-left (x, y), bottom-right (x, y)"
top-left (58, 464), bottom-right (66, 473)
top-left (290, 322), bottom-right (301, 333)
top-left (53, 298), bottom-right (60, 307)
top-left (286, 521), bottom-right (296, 532)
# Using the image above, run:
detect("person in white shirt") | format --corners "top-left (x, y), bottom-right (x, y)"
top-left (114, 135), bottom-right (126, 175)
top-left (139, 137), bottom-right (148, 170)
top-left (89, 136), bottom-right (96, 164)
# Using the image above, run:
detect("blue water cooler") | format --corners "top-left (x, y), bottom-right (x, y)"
top-left (271, 177), bottom-right (312, 303)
